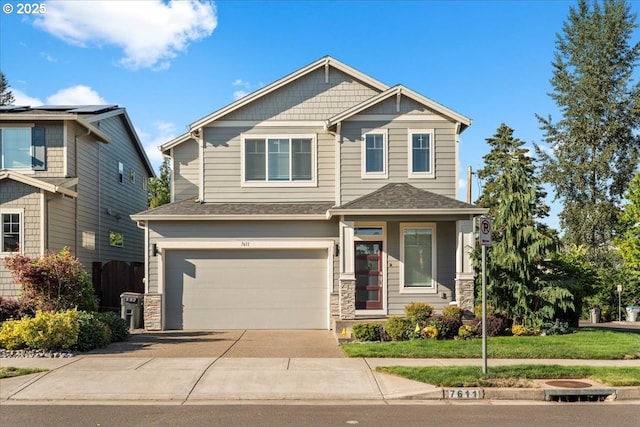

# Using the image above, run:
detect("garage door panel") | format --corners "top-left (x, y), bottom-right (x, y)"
top-left (165, 249), bottom-right (328, 330)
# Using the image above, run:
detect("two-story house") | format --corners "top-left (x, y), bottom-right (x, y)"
top-left (0, 105), bottom-right (155, 308)
top-left (132, 57), bottom-right (485, 331)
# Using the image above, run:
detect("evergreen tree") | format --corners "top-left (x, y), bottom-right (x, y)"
top-left (148, 158), bottom-right (171, 208)
top-left (477, 124), bottom-right (569, 324)
top-left (0, 71), bottom-right (16, 106)
top-left (536, 0), bottom-right (640, 261)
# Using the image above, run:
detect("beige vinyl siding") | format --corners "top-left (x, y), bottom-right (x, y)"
top-left (47, 195), bottom-right (76, 255)
top-left (339, 117), bottom-right (458, 204)
top-left (172, 139), bottom-right (199, 201)
top-left (223, 68), bottom-right (380, 121)
top-left (146, 219), bottom-right (339, 294)
top-left (75, 137), bottom-right (100, 268)
top-left (386, 221), bottom-right (457, 315)
top-left (201, 126), bottom-right (335, 202)
top-left (0, 181), bottom-right (42, 296)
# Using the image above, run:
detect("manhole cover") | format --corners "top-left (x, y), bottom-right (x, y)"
top-left (545, 380), bottom-right (592, 388)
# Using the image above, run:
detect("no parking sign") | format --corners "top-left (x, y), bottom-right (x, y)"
top-left (479, 216), bottom-right (492, 246)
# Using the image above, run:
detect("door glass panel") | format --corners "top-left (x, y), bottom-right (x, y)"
top-left (354, 241), bottom-right (383, 310)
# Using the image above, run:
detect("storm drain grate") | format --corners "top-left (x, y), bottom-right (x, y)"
top-left (544, 380), bottom-right (615, 402)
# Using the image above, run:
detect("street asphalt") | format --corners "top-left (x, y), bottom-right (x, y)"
top-left (1, 325), bottom-right (639, 405)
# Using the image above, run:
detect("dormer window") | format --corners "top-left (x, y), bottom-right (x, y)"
top-left (241, 134), bottom-right (316, 187)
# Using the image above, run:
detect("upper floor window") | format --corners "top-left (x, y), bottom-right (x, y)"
top-left (242, 135), bottom-right (316, 186)
top-left (109, 230), bottom-right (123, 247)
top-left (1, 210), bottom-right (22, 256)
top-left (362, 129), bottom-right (388, 178)
top-left (408, 130), bottom-right (434, 178)
top-left (0, 126), bottom-right (46, 170)
top-left (118, 162), bottom-right (124, 183)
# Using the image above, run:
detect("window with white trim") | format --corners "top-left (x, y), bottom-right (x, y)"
top-left (400, 223), bottom-right (436, 292)
top-left (118, 162), bottom-right (124, 183)
top-left (408, 129), bottom-right (434, 178)
top-left (362, 129), bottom-right (387, 178)
top-left (1, 210), bottom-right (23, 255)
top-left (242, 135), bottom-right (315, 185)
top-left (0, 126), bottom-right (46, 170)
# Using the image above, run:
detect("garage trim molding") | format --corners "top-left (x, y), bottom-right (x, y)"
top-left (156, 238), bottom-right (336, 330)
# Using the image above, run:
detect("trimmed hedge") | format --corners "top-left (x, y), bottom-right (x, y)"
top-left (351, 322), bottom-right (382, 342)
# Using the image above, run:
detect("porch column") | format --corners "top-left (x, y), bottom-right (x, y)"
top-left (339, 219), bottom-right (355, 319)
top-left (455, 219), bottom-right (475, 313)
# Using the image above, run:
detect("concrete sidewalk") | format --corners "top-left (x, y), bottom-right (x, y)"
top-left (2, 356), bottom-right (639, 404)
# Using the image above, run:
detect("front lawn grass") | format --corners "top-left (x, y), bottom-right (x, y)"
top-left (0, 366), bottom-right (46, 379)
top-left (377, 365), bottom-right (640, 387)
top-left (342, 329), bottom-right (640, 359)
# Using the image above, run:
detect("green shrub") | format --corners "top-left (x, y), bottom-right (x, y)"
top-left (442, 305), bottom-right (463, 319)
top-left (457, 324), bottom-right (474, 340)
top-left (404, 302), bottom-right (433, 324)
top-left (351, 323), bottom-right (381, 342)
top-left (473, 304), bottom-right (496, 319)
top-left (97, 311), bottom-right (129, 343)
top-left (384, 316), bottom-right (411, 341)
top-left (541, 319), bottom-right (573, 336)
top-left (75, 311), bottom-right (110, 351)
top-left (21, 310), bottom-right (79, 349)
top-left (421, 325), bottom-right (439, 339)
top-left (0, 318), bottom-right (28, 349)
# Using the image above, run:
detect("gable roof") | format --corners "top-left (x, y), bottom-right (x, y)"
top-left (161, 56), bottom-right (390, 152)
top-left (0, 105), bottom-right (155, 178)
top-left (325, 85), bottom-right (471, 132)
top-left (329, 183), bottom-right (486, 216)
top-left (0, 171), bottom-right (78, 198)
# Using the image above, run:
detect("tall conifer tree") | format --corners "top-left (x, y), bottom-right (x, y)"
top-left (536, 0), bottom-right (640, 261)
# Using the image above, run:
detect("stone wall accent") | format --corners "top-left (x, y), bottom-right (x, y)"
top-left (330, 292), bottom-right (339, 317)
top-left (339, 278), bottom-right (355, 320)
top-left (144, 293), bottom-right (162, 331)
top-left (455, 278), bottom-right (475, 313)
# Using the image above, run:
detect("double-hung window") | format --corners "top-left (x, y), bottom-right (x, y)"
top-left (408, 129), bottom-right (434, 178)
top-left (362, 129), bottom-right (388, 178)
top-left (400, 223), bottom-right (436, 293)
top-left (1, 210), bottom-right (23, 255)
top-left (242, 135), bottom-right (315, 185)
top-left (0, 126), bottom-right (46, 170)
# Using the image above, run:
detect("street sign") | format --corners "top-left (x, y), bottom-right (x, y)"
top-left (479, 216), bottom-right (492, 246)
top-left (617, 285), bottom-right (622, 293)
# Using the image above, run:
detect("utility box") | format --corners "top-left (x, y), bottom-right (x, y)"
top-left (589, 308), bottom-right (601, 324)
top-left (121, 292), bottom-right (144, 329)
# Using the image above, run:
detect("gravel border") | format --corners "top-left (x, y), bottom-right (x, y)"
top-left (0, 349), bottom-right (76, 358)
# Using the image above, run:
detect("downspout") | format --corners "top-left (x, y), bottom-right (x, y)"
top-left (192, 128), bottom-right (204, 203)
top-left (326, 121), bottom-right (342, 207)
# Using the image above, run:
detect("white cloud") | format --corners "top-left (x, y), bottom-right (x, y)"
top-left (33, 1), bottom-right (217, 70)
top-left (40, 52), bottom-right (58, 63)
top-left (46, 85), bottom-right (107, 105)
top-left (137, 121), bottom-right (178, 172)
top-left (11, 89), bottom-right (43, 106)
top-left (231, 79), bottom-right (263, 100)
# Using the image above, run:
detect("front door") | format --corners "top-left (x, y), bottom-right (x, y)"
top-left (354, 241), bottom-right (383, 309)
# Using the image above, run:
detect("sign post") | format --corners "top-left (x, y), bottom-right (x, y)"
top-left (617, 285), bottom-right (623, 321)
top-left (479, 216), bottom-right (492, 374)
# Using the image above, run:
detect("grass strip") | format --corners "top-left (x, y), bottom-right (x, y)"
top-left (0, 366), bottom-right (47, 379)
top-left (377, 365), bottom-right (640, 387)
top-left (342, 330), bottom-right (640, 359)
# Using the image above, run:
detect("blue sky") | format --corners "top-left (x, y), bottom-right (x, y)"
top-left (1, 0), bottom-right (639, 230)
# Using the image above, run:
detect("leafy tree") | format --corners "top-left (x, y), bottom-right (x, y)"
top-left (615, 171), bottom-right (640, 274)
top-left (148, 157), bottom-right (171, 208)
top-left (3, 247), bottom-right (99, 312)
top-left (536, 0), bottom-right (640, 262)
top-left (476, 124), bottom-right (571, 325)
top-left (0, 71), bottom-right (16, 106)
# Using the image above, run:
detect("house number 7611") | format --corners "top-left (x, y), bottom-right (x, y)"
top-left (241, 241), bottom-right (250, 247)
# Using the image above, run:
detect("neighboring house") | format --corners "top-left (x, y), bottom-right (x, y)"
top-left (132, 57), bottom-right (486, 331)
top-left (0, 105), bottom-right (155, 308)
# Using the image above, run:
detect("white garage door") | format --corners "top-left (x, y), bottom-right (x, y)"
top-left (164, 249), bottom-right (328, 330)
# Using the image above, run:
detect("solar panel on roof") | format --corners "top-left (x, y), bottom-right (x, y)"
top-left (69, 105), bottom-right (117, 113)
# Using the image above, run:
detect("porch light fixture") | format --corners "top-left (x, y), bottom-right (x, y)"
top-left (152, 243), bottom-right (158, 257)
top-left (335, 244), bottom-right (340, 257)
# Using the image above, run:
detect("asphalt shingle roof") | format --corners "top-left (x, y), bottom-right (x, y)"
top-left (334, 183), bottom-right (479, 210)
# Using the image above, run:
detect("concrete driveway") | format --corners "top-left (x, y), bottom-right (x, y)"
top-left (83, 330), bottom-right (346, 358)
